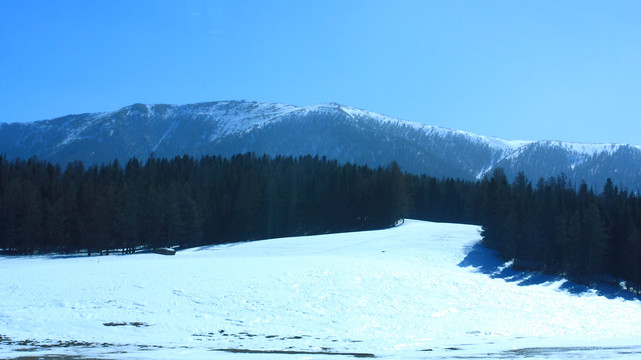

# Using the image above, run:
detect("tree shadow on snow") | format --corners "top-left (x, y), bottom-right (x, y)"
top-left (556, 281), bottom-right (640, 301)
top-left (457, 243), bottom-right (556, 287)
top-left (458, 243), bottom-right (639, 301)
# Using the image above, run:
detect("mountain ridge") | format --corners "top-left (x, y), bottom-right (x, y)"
top-left (1, 100), bottom-right (640, 190)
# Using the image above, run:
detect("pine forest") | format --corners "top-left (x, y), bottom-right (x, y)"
top-left (1, 154), bottom-right (641, 295)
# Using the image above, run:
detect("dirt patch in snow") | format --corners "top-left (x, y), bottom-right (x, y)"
top-left (213, 348), bottom-right (375, 357)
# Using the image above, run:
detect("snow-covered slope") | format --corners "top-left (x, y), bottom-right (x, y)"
top-left (1, 100), bottom-right (640, 189)
top-left (1, 220), bottom-right (640, 359)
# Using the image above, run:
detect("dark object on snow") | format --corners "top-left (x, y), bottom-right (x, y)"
top-left (153, 248), bottom-right (176, 255)
top-left (103, 322), bottom-right (149, 327)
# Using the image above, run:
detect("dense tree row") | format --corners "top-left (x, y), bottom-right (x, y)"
top-left (0, 154), bottom-right (408, 255)
top-left (479, 169), bottom-right (641, 293)
top-left (1, 153), bottom-right (640, 294)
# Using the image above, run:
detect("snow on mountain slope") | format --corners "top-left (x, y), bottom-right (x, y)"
top-left (2, 100), bottom-right (641, 189)
top-left (3, 100), bottom-right (634, 160)
top-left (337, 103), bottom-right (530, 152)
top-left (85, 101), bottom-right (301, 143)
top-left (0, 101), bottom-right (530, 157)
top-left (1, 220), bottom-right (640, 359)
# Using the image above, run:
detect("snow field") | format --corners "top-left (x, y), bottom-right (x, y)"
top-left (1, 220), bottom-right (641, 359)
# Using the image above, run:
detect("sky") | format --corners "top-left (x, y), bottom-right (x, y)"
top-left (1, 0), bottom-right (640, 144)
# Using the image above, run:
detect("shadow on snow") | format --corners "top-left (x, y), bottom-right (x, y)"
top-left (458, 242), bottom-right (639, 301)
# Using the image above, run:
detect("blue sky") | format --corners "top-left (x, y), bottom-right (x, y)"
top-left (1, 0), bottom-right (640, 144)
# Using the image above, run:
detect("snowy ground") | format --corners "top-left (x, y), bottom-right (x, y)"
top-left (1, 220), bottom-right (641, 359)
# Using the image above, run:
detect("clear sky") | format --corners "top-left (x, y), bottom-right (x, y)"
top-left (1, 0), bottom-right (640, 144)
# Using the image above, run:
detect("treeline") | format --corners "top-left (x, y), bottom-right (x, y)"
top-left (1, 154), bottom-right (640, 293)
top-left (479, 169), bottom-right (641, 293)
top-left (0, 154), bottom-right (409, 255)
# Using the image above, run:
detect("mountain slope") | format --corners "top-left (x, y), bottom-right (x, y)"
top-left (1, 100), bottom-right (640, 189)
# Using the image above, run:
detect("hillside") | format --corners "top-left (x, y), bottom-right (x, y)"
top-left (1, 101), bottom-right (640, 189)
top-left (1, 220), bottom-right (640, 359)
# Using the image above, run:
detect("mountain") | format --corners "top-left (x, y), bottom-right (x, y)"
top-left (1, 100), bottom-right (640, 190)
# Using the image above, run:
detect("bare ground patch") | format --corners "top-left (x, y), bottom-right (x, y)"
top-left (213, 348), bottom-right (375, 357)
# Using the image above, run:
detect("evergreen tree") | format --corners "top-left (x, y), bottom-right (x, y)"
top-left (3, 153), bottom-right (641, 295)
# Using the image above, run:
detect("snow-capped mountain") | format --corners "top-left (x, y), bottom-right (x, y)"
top-left (1, 100), bottom-right (640, 190)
